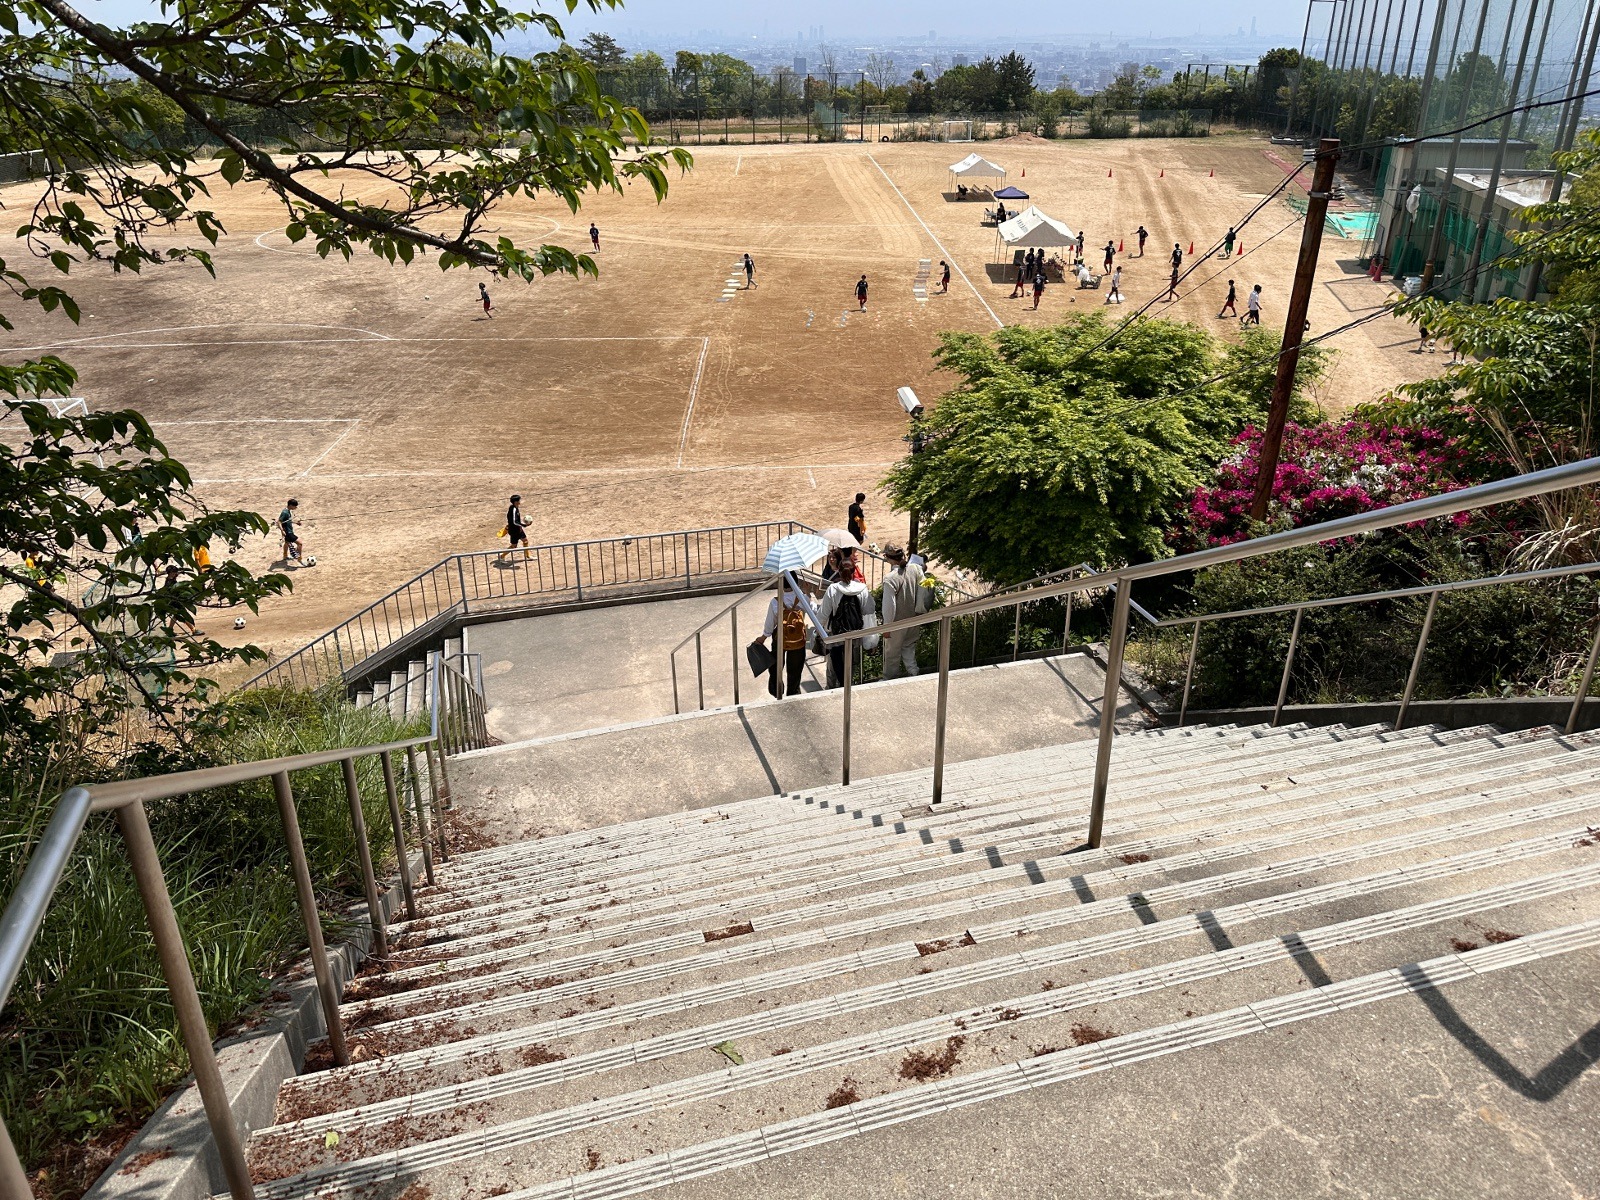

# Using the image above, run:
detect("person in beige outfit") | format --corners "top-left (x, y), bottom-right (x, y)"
top-left (879, 543), bottom-right (927, 679)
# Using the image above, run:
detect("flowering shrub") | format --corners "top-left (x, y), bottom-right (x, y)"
top-left (1178, 421), bottom-right (1468, 548)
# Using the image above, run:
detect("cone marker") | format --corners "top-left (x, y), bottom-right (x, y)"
top-left (1188, 241), bottom-right (1195, 255)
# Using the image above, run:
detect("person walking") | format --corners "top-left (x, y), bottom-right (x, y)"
top-left (1075, 230), bottom-right (1086, 265)
top-left (1031, 267), bottom-right (1046, 310)
top-left (878, 543), bottom-right (927, 679)
top-left (816, 547), bottom-right (879, 688)
top-left (1011, 251), bottom-right (1030, 298)
top-left (1218, 279), bottom-right (1237, 318)
top-left (477, 281), bottom-right (493, 318)
top-left (758, 579), bottom-right (810, 697)
top-left (1102, 240), bottom-right (1115, 274)
top-left (1242, 283), bottom-right (1262, 325)
top-left (847, 492), bottom-right (867, 545)
top-left (1164, 264), bottom-right (1180, 302)
top-left (277, 498), bottom-right (309, 565)
top-left (1170, 242), bottom-right (1184, 271)
top-left (498, 493), bottom-right (530, 565)
top-left (743, 252), bottom-right (756, 288)
top-left (939, 260), bottom-right (950, 293)
top-left (1417, 323), bottom-right (1434, 352)
top-left (855, 274), bottom-right (869, 311)
top-left (1136, 225), bottom-right (1148, 256)
top-left (1220, 227), bottom-right (1236, 258)
top-left (1105, 265), bottom-right (1123, 304)
top-left (589, 222), bottom-right (600, 252)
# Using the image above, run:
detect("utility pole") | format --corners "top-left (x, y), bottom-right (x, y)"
top-left (1249, 137), bottom-right (1340, 522)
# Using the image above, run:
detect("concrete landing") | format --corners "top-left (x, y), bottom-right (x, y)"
top-left (449, 653), bottom-right (1142, 842)
top-left (469, 591), bottom-right (833, 744)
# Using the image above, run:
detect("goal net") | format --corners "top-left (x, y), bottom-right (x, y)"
top-left (941, 119), bottom-right (973, 142)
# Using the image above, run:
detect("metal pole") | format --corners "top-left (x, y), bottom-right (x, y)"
top-left (684, 531), bottom-right (693, 588)
top-left (1086, 580), bottom-right (1132, 849)
top-left (931, 615), bottom-right (952, 804)
top-left (840, 639), bottom-right (853, 785)
top-left (671, 651), bottom-right (681, 714)
top-left (1012, 601), bottom-right (1023, 662)
top-left (341, 757), bottom-right (388, 958)
top-left (1565, 615), bottom-right (1600, 734)
top-left (572, 544), bottom-right (583, 601)
top-left (1396, 588), bottom-right (1440, 729)
top-left (380, 751), bottom-right (415, 920)
top-left (970, 611), bottom-right (979, 667)
top-left (1062, 592), bottom-right (1075, 650)
top-left (1467, 0), bottom-right (1540, 302)
top-left (404, 746), bottom-right (435, 886)
top-left (272, 771), bottom-right (348, 1065)
top-left (1288, 0), bottom-right (1319, 132)
top-left (1250, 138), bottom-right (1341, 520)
top-left (731, 606), bottom-right (741, 707)
top-left (1273, 607), bottom-right (1306, 726)
top-left (424, 741), bottom-right (450, 858)
top-left (454, 555), bottom-right (467, 612)
top-left (116, 802), bottom-right (256, 1200)
top-left (2, 1124), bottom-right (31, 1200)
top-left (1179, 619), bottom-right (1201, 726)
top-left (1421, 0), bottom-right (1490, 294)
top-left (695, 631), bottom-right (705, 709)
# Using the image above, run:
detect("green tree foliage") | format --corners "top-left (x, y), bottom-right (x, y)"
top-left (883, 319), bottom-right (1324, 584)
top-left (578, 31), bottom-right (626, 68)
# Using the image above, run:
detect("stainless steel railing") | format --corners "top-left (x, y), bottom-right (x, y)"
top-left (1148, 558), bottom-right (1600, 731)
top-left (246, 521), bottom-right (818, 693)
top-left (819, 456), bottom-right (1600, 843)
top-left (0, 653), bottom-right (491, 1200)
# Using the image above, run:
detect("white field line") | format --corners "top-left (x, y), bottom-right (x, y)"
top-left (2, 331), bottom-right (708, 352)
top-left (297, 420), bottom-right (360, 477)
top-left (734, 155), bottom-right (742, 176)
top-left (189, 462), bottom-right (899, 485)
top-left (675, 337), bottom-right (712, 468)
top-left (157, 418), bottom-right (359, 426)
top-left (0, 321), bottom-right (394, 352)
top-left (865, 153), bottom-right (1002, 329)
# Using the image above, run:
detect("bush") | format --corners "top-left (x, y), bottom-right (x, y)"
top-left (1, 685), bottom-right (425, 1198)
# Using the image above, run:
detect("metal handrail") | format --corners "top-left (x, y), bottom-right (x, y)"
top-left (818, 455), bottom-right (1600, 833)
top-left (245, 519), bottom-right (812, 692)
top-left (0, 652), bottom-right (491, 1200)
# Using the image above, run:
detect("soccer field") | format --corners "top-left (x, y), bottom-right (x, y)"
top-left (0, 134), bottom-right (1440, 659)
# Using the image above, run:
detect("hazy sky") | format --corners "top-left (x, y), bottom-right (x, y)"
top-left (79, 0), bottom-right (1304, 43)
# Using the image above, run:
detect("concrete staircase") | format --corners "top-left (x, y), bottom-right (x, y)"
top-left (353, 636), bottom-right (467, 725)
top-left (239, 721), bottom-right (1600, 1199)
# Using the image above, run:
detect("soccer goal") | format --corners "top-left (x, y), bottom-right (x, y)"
top-left (941, 119), bottom-right (974, 142)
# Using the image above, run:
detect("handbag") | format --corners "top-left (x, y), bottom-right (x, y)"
top-left (745, 639), bottom-right (774, 678)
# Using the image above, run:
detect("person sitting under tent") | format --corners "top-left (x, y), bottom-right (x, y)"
top-left (957, 183), bottom-right (969, 200)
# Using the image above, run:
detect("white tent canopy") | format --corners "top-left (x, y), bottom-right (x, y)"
top-left (948, 152), bottom-right (1006, 182)
top-left (996, 205), bottom-right (1077, 249)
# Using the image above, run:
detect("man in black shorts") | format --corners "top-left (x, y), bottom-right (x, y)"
top-left (500, 493), bottom-right (530, 564)
top-left (277, 498), bottom-right (305, 564)
top-left (855, 274), bottom-right (869, 311)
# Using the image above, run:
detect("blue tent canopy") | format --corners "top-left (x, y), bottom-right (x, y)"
top-left (993, 185), bottom-right (1030, 200)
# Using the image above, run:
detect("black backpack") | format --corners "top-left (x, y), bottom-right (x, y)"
top-left (828, 590), bottom-right (865, 636)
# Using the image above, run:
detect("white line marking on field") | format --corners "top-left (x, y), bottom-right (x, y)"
top-left (0, 330), bottom-right (702, 352)
top-left (297, 420), bottom-right (360, 477)
top-left (866, 153), bottom-right (1002, 329)
top-left (196, 461), bottom-right (901, 484)
top-left (675, 337), bottom-right (711, 468)
top-left (807, 468), bottom-right (817, 488)
top-left (157, 417), bottom-right (359, 426)
top-left (734, 155), bottom-right (742, 176)
top-left (0, 321), bottom-right (394, 352)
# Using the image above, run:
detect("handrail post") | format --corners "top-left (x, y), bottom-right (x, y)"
top-left (572, 544), bottom-right (583, 600)
top-left (115, 802), bottom-right (256, 1200)
top-left (454, 555), bottom-right (467, 613)
top-left (341, 757), bottom-right (388, 958)
top-left (1396, 588), bottom-right (1440, 730)
top-left (2, 1123), bottom-right (31, 1200)
top-left (404, 746), bottom-right (436, 886)
top-left (1086, 579), bottom-right (1133, 848)
top-left (1178, 619), bottom-right (1200, 727)
top-left (931, 615), bottom-right (953, 803)
top-left (380, 751), bottom-right (415, 920)
top-left (1062, 592), bottom-right (1075, 651)
top-left (1273, 607), bottom-right (1305, 727)
top-left (1012, 600), bottom-right (1022, 662)
top-left (970, 611), bottom-right (979, 667)
top-left (731, 606), bottom-right (741, 707)
top-left (695, 632), bottom-right (705, 710)
top-left (841, 637), bottom-right (853, 785)
top-left (272, 771), bottom-right (348, 1065)
top-left (671, 650), bottom-right (681, 714)
top-left (425, 741), bottom-right (451, 856)
top-left (1565, 611), bottom-right (1600, 734)
top-left (684, 531), bottom-right (693, 588)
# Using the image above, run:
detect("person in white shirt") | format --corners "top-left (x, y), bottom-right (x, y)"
top-left (878, 543), bottom-right (927, 679)
top-left (815, 547), bottom-right (879, 688)
top-left (1242, 283), bottom-right (1263, 325)
top-left (756, 579), bottom-right (810, 697)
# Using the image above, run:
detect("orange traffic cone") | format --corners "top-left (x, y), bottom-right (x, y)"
top-left (1237, 243), bottom-right (1244, 255)
top-left (1021, 167), bottom-right (1026, 177)
top-left (1108, 168), bottom-right (1113, 177)
top-left (1159, 168), bottom-right (1164, 178)
top-left (1118, 239), bottom-right (1124, 252)
top-left (1188, 241), bottom-right (1195, 255)
top-left (1209, 167), bottom-right (1214, 177)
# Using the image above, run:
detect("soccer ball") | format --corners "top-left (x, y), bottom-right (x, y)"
top-left (233, 617), bottom-right (247, 630)
top-left (305, 555), bottom-right (318, 567)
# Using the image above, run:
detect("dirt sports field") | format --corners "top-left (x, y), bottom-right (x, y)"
top-left (0, 133), bottom-right (1444, 662)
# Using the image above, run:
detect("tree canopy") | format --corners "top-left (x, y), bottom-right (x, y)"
top-left (883, 318), bottom-right (1324, 584)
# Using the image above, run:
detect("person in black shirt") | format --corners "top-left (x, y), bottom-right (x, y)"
top-left (855, 275), bottom-right (869, 311)
top-left (848, 493), bottom-right (867, 545)
top-left (1218, 279), bottom-right (1238, 318)
top-left (1136, 225), bottom-right (1148, 256)
top-left (499, 494), bottom-right (530, 565)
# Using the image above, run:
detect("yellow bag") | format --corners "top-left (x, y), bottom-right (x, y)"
top-left (497, 526), bottom-right (508, 539)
